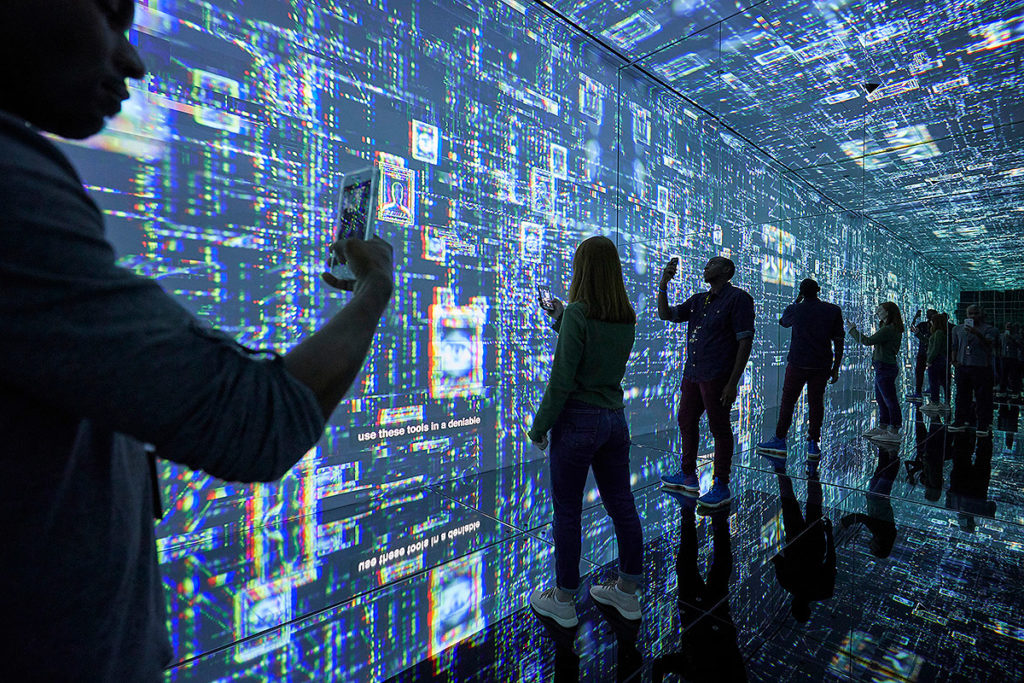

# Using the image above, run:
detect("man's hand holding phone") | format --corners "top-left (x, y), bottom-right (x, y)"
top-left (322, 238), bottom-right (394, 302)
top-left (660, 257), bottom-right (679, 289)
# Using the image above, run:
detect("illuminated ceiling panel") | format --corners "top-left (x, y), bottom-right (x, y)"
top-left (543, 0), bottom-right (1024, 287)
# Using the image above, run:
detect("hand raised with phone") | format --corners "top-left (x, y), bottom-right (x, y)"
top-left (322, 238), bottom-right (394, 301)
top-left (660, 257), bottom-right (679, 288)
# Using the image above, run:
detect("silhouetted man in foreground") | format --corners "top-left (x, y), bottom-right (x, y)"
top-left (0, 2), bottom-right (393, 679)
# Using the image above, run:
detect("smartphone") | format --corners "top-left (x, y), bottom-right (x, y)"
top-left (327, 166), bottom-right (377, 282)
top-left (965, 318), bottom-right (975, 328)
top-left (537, 285), bottom-right (555, 312)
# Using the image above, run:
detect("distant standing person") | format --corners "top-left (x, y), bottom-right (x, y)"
top-left (528, 236), bottom-right (644, 628)
top-left (908, 309), bottom-right (937, 402)
top-left (757, 278), bottom-right (844, 472)
top-left (923, 313), bottom-right (950, 411)
top-left (950, 304), bottom-right (998, 435)
top-left (848, 302), bottom-right (905, 446)
top-left (658, 256), bottom-right (755, 509)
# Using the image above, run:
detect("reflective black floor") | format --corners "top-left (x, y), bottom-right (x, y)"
top-left (165, 400), bottom-right (1024, 681)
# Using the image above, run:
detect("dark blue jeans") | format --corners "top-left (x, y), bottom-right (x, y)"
top-left (927, 355), bottom-right (949, 403)
top-left (873, 361), bottom-right (901, 429)
top-left (549, 400), bottom-right (643, 592)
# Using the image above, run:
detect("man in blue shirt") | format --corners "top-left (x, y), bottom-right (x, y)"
top-left (657, 256), bottom-right (755, 508)
top-left (0, 2), bottom-right (393, 679)
top-left (950, 305), bottom-right (999, 435)
top-left (756, 279), bottom-right (844, 470)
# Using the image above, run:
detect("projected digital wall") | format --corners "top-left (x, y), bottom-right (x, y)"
top-left (54, 0), bottom-right (960, 675)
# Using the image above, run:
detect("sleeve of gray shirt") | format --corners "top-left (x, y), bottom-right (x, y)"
top-left (0, 123), bottom-right (326, 483)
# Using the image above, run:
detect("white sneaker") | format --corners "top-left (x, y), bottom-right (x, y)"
top-left (530, 587), bottom-right (578, 627)
top-left (589, 583), bottom-right (642, 621)
top-left (862, 425), bottom-right (888, 438)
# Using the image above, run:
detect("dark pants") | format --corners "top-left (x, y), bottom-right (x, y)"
top-left (549, 400), bottom-right (643, 592)
top-left (873, 361), bottom-right (901, 429)
top-left (914, 353), bottom-right (927, 395)
top-left (954, 365), bottom-right (994, 430)
top-left (927, 355), bottom-right (950, 403)
top-left (775, 364), bottom-right (830, 442)
top-left (678, 375), bottom-right (733, 483)
top-left (1003, 357), bottom-right (1022, 393)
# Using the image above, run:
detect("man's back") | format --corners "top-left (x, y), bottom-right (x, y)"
top-left (780, 298), bottom-right (844, 370)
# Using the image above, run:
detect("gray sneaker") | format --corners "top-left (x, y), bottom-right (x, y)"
top-left (589, 583), bottom-right (642, 621)
top-left (873, 429), bottom-right (902, 445)
top-left (862, 426), bottom-right (887, 438)
top-left (530, 587), bottom-right (578, 627)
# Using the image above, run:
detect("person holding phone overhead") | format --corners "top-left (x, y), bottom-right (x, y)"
top-left (848, 302), bottom-right (905, 446)
top-left (658, 256), bottom-right (755, 509)
top-left (528, 236), bottom-right (644, 628)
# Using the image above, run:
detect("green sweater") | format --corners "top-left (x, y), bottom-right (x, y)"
top-left (529, 302), bottom-right (635, 441)
top-left (849, 323), bottom-right (902, 365)
top-left (927, 329), bottom-right (947, 363)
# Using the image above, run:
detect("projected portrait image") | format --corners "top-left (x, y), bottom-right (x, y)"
top-left (429, 289), bottom-right (487, 400)
top-left (550, 143), bottom-right (568, 180)
top-left (411, 120), bottom-right (440, 165)
top-left (377, 164), bottom-right (415, 226)
top-left (428, 555), bottom-right (483, 657)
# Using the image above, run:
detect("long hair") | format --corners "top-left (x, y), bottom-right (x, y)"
top-left (880, 301), bottom-right (904, 333)
top-left (931, 313), bottom-right (947, 334)
top-left (567, 236), bottom-right (636, 324)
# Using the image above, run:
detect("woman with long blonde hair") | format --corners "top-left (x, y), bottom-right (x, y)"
top-left (528, 235), bottom-right (643, 627)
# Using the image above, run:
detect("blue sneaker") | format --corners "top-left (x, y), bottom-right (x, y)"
top-left (756, 435), bottom-right (787, 455)
top-left (758, 450), bottom-right (787, 472)
top-left (697, 480), bottom-right (732, 508)
top-left (806, 440), bottom-right (821, 460)
top-left (661, 472), bottom-right (699, 495)
top-left (662, 487), bottom-right (699, 511)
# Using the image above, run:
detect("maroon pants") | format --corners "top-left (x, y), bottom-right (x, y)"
top-left (677, 376), bottom-right (734, 483)
top-left (775, 364), bottom-right (830, 442)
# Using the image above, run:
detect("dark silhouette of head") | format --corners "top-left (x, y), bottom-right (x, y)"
top-left (799, 278), bottom-right (820, 298)
top-left (703, 256), bottom-right (735, 284)
top-left (0, 1), bottom-right (146, 139)
top-left (791, 598), bottom-right (812, 623)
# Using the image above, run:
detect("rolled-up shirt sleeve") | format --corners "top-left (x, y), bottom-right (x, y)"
top-left (1, 141), bottom-right (325, 483)
top-left (732, 292), bottom-right (755, 340)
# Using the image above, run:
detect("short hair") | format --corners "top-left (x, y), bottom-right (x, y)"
top-left (799, 278), bottom-right (820, 297)
top-left (710, 256), bottom-right (735, 280)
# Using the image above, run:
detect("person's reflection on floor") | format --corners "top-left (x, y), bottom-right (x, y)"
top-left (593, 598), bottom-right (642, 681)
top-left (947, 431), bottom-right (997, 531)
top-left (530, 610), bottom-right (580, 683)
top-left (652, 492), bottom-right (747, 682)
top-left (770, 467), bottom-right (836, 623)
top-left (905, 407), bottom-right (947, 502)
top-left (997, 403), bottom-right (1019, 454)
top-left (841, 445), bottom-right (899, 558)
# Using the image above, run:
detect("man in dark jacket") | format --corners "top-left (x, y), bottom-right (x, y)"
top-left (0, 2), bottom-right (393, 679)
top-left (757, 278), bottom-right (844, 467)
